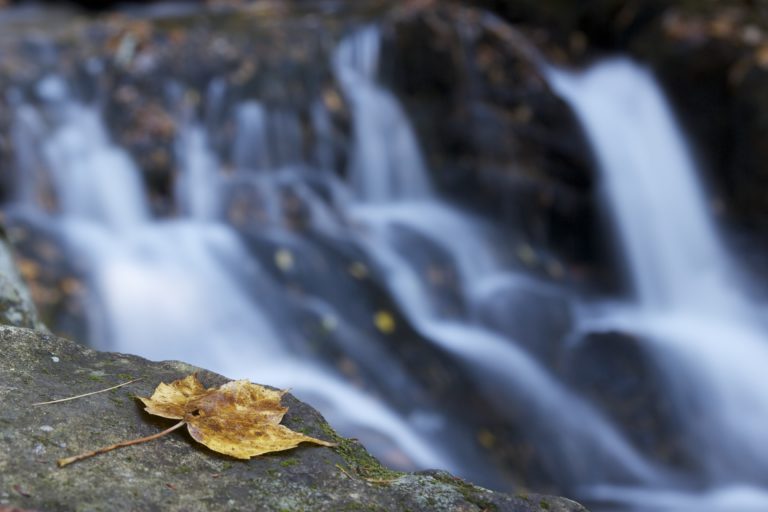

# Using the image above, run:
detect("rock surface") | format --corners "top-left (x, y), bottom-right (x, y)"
top-left (0, 325), bottom-right (587, 512)
top-left (0, 231), bottom-right (44, 331)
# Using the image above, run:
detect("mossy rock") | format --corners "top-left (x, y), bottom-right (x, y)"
top-left (0, 326), bottom-right (587, 511)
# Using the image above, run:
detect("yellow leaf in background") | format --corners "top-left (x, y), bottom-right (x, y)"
top-left (348, 262), bottom-right (369, 279)
top-left (274, 248), bottom-right (295, 272)
top-left (757, 44), bottom-right (768, 69)
top-left (374, 311), bottom-right (396, 334)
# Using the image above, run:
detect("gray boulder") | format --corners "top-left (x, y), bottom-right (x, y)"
top-left (0, 233), bottom-right (45, 331)
top-left (0, 326), bottom-right (587, 511)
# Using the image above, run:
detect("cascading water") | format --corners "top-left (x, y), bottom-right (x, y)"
top-left (335, 29), bottom-right (657, 489)
top-left (3, 19), bottom-right (659, 495)
top-left (333, 26), bottom-right (432, 202)
top-left (548, 60), bottom-right (743, 314)
top-left (8, 11), bottom-right (768, 510)
top-left (174, 123), bottom-right (219, 220)
top-left (6, 79), bottom-right (458, 476)
top-left (550, 58), bottom-right (768, 510)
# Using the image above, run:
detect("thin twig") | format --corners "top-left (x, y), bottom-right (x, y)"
top-left (335, 464), bottom-right (354, 479)
top-left (57, 420), bottom-right (186, 467)
top-left (33, 378), bottom-right (142, 406)
top-left (363, 476), bottom-right (400, 485)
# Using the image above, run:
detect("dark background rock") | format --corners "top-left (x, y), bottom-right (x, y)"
top-left (560, 330), bottom-right (690, 473)
top-left (382, 5), bottom-right (601, 276)
top-left (0, 216), bottom-right (88, 340)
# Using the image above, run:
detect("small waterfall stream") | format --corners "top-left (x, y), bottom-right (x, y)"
top-left (333, 26), bottom-right (432, 202)
top-left (550, 59), bottom-right (768, 510)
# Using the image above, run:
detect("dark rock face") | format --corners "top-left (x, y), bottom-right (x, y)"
top-left (627, 4), bottom-right (768, 233)
top-left (0, 325), bottom-right (587, 512)
top-left (476, 277), bottom-right (573, 369)
top-left (466, 0), bottom-right (667, 60)
top-left (469, 0), bottom-right (768, 236)
top-left (383, 5), bottom-right (599, 271)
top-left (0, 231), bottom-right (44, 330)
top-left (0, 218), bottom-right (87, 341)
top-left (561, 331), bottom-right (689, 472)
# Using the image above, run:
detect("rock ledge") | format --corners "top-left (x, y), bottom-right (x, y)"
top-left (0, 326), bottom-right (586, 512)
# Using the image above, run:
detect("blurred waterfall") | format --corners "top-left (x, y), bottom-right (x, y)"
top-left (333, 26), bottom-right (432, 202)
top-left (550, 58), bottom-right (768, 510)
top-left (6, 78), bottom-right (457, 478)
top-left (11, 19), bottom-right (768, 508)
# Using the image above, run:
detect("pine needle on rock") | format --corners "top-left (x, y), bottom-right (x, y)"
top-left (33, 378), bottom-right (142, 406)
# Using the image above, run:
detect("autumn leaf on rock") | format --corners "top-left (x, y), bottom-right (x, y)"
top-left (58, 373), bottom-right (335, 467)
top-left (139, 374), bottom-right (334, 459)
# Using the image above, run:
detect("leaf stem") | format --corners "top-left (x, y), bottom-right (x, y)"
top-left (57, 420), bottom-right (186, 468)
top-left (33, 378), bottom-right (142, 406)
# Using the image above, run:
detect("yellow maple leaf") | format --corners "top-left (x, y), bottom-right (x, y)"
top-left (58, 374), bottom-right (335, 467)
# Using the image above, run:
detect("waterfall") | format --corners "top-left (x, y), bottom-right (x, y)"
top-left (11, 14), bottom-right (768, 508)
top-left (2, 24), bottom-right (666, 494)
top-left (336, 29), bottom-right (656, 487)
top-left (175, 124), bottom-right (219, 220)
top-left (5, 79), bottom-right (458, 477)
top-left (333, 26), bottom-right (432, 202)
top-left (232, 101), bottom-right (271, 171)
top-left (351, 201), bottom-right (658, 486)
top-left (548, 60), bottom-right (741, 314)
top-left (11, 90), bottom-right (149, 230)
top-left (550, 59), bottom-right (768, 509)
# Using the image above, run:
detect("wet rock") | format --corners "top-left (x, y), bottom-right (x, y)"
top-left (475, 276), bottom-right (573, 368)
top-left (0, 325), bottom-right (587, 511)
top-left (465, 0), bottom-right (666, 62)
top-left (561, 330), bottom-right (690, 471)
top-left (0, 227), bottom-right (44, 330)
top-left (382, 4), bottom-right (601, 273)
top-left (1, 216), bottom-right (87, 340)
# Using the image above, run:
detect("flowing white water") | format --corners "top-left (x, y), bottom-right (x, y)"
top-left (334, 33), bottom-right (657, 485)
top-left (232, 101), bottom-right (271, 171)
top-left (548, 59), bottom-right (743, 315)
top-left (43, 102), bottom-right (148, 229)
top-left (351, 202), bottom-right (658, 486)
top-left (549, 58), bottom-right (768, 508)
top-left (175, 124), bottom-right (219, 220)
top-left (333, 26), bottom-right (432, 202)
top-left (7, 92), bottom-right (455, 475)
